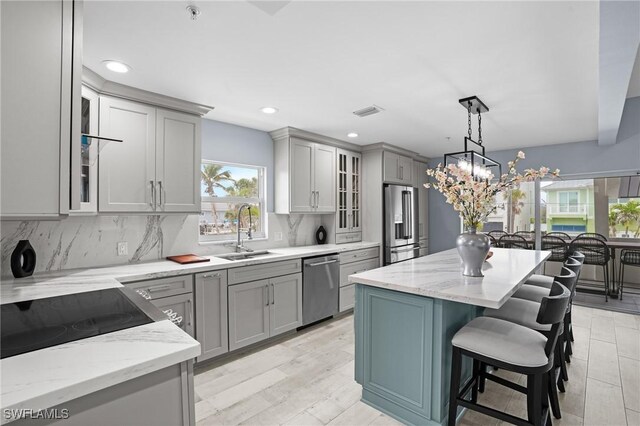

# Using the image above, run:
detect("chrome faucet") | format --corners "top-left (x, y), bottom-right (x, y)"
top-left (236, 203), bottom-right (254, 253)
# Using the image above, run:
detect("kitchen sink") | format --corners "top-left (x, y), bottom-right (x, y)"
top-left (214, 250), bottom-right (274, 261)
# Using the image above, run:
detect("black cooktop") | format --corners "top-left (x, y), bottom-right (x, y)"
top-left (1, 288), bottom-right (153, 359)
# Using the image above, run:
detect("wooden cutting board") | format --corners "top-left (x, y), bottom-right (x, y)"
top-left (166, 254), bottom-right (210, 264)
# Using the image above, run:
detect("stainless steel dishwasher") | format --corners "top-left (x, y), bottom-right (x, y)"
top-left (302, 254), bottom-right (340, 326)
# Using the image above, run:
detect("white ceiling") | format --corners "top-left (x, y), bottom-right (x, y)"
top-left (84, 1), bottom-right (599, 158)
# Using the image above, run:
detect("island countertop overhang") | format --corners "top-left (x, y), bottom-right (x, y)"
top-left (349, 247), bottom-right (551, 309)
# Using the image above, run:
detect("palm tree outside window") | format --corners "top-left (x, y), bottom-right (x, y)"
top-left (200, 161), bottom-right (266, 242)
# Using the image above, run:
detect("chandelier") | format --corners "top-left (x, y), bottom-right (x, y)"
top-left (444, 96), bottom-right (502, 180)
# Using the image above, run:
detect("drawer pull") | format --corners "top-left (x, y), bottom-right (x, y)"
top-left (147, 284), bottom-right (174, 293)
top-left (202, 272), bottom-right (221, 278)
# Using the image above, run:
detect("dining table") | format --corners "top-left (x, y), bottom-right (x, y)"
top-left (507, 235), bottom-right (640, 298)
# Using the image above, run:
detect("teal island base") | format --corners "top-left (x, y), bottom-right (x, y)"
top-left (354, 284), bottom-right (480, 426)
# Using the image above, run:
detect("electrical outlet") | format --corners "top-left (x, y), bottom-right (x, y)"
top-left (117, 242), bottom-right (128, 257)
top-left (274, 232), bottom-right (283, 242)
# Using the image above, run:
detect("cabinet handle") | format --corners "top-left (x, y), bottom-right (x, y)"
top-left (186, 299), bottom-right (192, 327)
top-left (315, 191), bottom-right (319, 208)
top-left (158, 181), bottom-right (163, 206)
top-left (264, 285), bottom-right (269, 306)
top-left (202, 272), bottom-right (221, 278)
top-left (147, 284), bottom-right (173, 293)
top-left (271, 283), bottom-right (275, 305)
top-left (150, 180), bottom-right (155, 207)
top-left (310, 191), bottom-right (314, 208)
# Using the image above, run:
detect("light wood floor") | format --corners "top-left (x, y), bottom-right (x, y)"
top-left (194, 306), bottom-right (640, 426)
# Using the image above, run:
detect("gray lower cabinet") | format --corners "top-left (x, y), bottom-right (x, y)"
top-left (339, 247), bottom-right (380, 312)
top-left (228, 273), bottom-right (302, 351)
top-left (339, 284), bottom-right (355, 312)
top-left (270, 274), bottom-right (303, 336)
top-left (125, 275), bottom-right (194, 337)
top-left (15, 361), bottom-right (195, 426)
top-left (194, 271), bottom-right (229, 362)
top-left (153, 293), bottom-right (195, 337)
top-left (228, 279), bottom-right (270, 351)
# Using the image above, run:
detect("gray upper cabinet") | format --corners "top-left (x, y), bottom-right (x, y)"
top-left (1, 0), bottom-right (79, 218)
top-left (383, 151), bottom-right (414, 185)
top-left (98, 96), bottom-right (201, 213)
top-left (195, 271), bottom-right (229, 362)
top-left (99, 97), bottom-right (157, 212)
top-left (414, 160), bottom-right (429, 241)
top-left (155, 109), bottom-right (201, 213)
top-left (336, 149), bottom-right (362, 238)
top-left (228, 279), bottom-right (270, 351)
top-left (269, 274), bottom-right (303, 336)
top-left (274, 137), bottom-right (336, 214)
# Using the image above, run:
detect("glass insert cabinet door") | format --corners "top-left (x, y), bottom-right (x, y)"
top-left (76, 85), bottom-right (99, 212)
top-left (336, 149), bottom-right (362, 234)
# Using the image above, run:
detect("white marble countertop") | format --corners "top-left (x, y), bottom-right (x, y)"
top-left (1, 320), bottom-right (200, 422)
top-left (0, 241), bottom-right (379, 418)
top-left (349, 248), bottom-right (550, 309)
top-left (1, 241), bottom-right (380, 302)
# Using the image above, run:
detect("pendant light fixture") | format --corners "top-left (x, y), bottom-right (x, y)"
top-left (444, 96), bottom-right (502, 180)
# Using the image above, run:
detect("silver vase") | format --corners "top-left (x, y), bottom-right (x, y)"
top-left (456, 227), bottom-right (491, 277)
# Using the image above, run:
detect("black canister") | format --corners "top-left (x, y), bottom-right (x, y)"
top-left (11, 240), bottom-right (37, 278)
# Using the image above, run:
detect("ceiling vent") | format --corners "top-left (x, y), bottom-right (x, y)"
top-left (353, 105), bottom-right (384, 118)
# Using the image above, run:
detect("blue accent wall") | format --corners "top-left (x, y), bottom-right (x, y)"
top-left (429, 96), bottom-right (640, 253)
top-left (201, 119), bottom-right (275, 212)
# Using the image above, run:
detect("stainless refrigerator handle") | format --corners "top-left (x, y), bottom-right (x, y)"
top-left (390, 245), bottom-right (419, 253)
top-left (402, 190), bottom-right (413, 239)
top-left (406, 191), bottom-right (413, 239)
top-left (308, 259), bottom-right (338, 267)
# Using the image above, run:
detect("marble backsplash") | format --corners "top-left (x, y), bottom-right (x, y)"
top-left (0, 213), bottom-right (334, 277)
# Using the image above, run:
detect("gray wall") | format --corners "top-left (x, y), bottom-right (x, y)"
top-left (429, 96), bottom-right (640, 253)
top-left (201, 119), bottom-right (275, 212)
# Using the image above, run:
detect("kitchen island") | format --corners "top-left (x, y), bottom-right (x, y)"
top-left (349, 247), bottom-right (550, 426)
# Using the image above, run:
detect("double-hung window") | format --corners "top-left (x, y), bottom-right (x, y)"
top-left (558, 191), bottom-right (579, 213)
top-left (199, 161), bottom-right (266, 242)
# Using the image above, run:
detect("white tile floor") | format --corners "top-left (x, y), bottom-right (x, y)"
top-left (194, 306), bottom-right (640, 425)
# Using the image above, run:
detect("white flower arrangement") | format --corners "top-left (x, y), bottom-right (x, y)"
top-left (425, 151), bottom-right (559, 230)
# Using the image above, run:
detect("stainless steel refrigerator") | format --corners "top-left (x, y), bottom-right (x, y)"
top-left (383, 184), bottom-right (420, 265)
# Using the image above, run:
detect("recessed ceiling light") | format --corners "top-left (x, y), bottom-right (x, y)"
top-left (347, 132), bottom-right (359, 138)
top-left (103, 60), bottom-right (130, 73)
top-left (261, 107), bottom-right (279, 114)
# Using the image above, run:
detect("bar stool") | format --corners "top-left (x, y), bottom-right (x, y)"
top-left (448, 282), bottom-right (570, 426)
top-left (569, 237), bottom-right (611, 302)
top-left (513, 256), bottom-right (584, 363)
top-left (618, 249), bottom-right (640, 300)
top-left (514, 258), bottom-right (582, 301)
top-left (483, 272), bottom-right (577, 420)
top-left (524, 252), bottom-right (584, 290)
